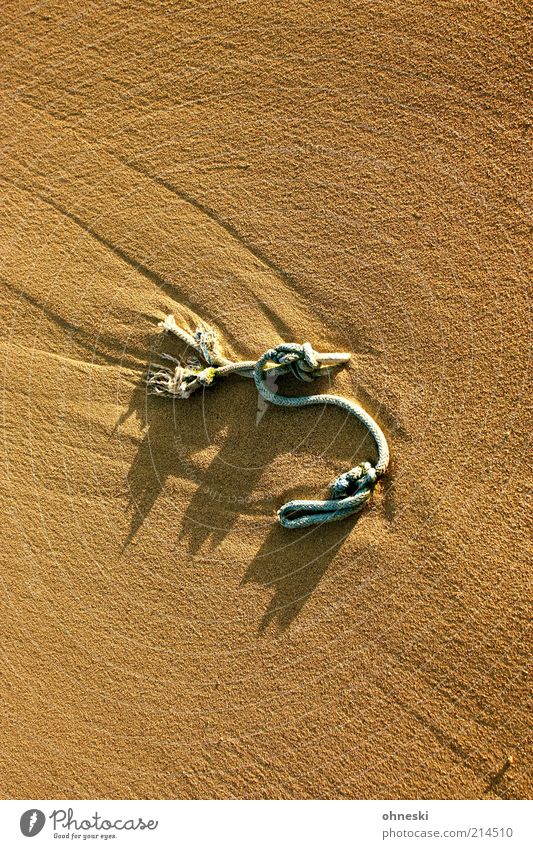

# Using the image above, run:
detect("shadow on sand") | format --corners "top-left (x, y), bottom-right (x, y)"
top-left (119, 342), bottom-right (392, 630)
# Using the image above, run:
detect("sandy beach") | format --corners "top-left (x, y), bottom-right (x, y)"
top-left (0, 1), bottom-right (531, 798)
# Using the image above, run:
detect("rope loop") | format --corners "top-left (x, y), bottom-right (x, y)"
top-left (276, 461), bottom-right (379, 530)
top-left (147, 315), bottom-right (390, 528)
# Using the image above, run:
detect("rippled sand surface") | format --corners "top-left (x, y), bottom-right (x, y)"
top-left (1, 1), bottom-right (530, 798)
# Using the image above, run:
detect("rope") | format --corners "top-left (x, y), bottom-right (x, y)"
top-left (147, 314), bottom-right (390, 529)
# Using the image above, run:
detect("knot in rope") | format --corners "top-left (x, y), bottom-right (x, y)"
top-left (276, 461), bottom-right (379, 529)
top-left (330, 461), bottom-right (378, 499)
top-left (147, 315), bottom-right (390, 529)
top-left (265, 341), bottom-right (321, 382)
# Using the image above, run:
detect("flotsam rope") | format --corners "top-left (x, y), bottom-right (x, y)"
top-left (147, 315), bottom-right (389, 529)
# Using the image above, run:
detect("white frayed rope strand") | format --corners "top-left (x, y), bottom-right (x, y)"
top-left (147, 315), bottom-right (390, 529)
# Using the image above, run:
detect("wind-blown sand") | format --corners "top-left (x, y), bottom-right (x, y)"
top-left (0, 1), bottom-right (530, 799)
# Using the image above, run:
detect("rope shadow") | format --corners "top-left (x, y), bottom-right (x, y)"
top-left (121, 384), bottom-right (206, 547)
top-left (121, 376), bottom-right (279, 549)
top-left (241, 512), bottom-right (366, 632)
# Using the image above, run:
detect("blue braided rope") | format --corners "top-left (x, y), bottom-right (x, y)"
top-left (147, 318), bottom-right (390, 529)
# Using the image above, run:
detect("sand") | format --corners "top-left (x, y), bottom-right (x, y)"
top-left (0, 1), bottom-right (530, 799)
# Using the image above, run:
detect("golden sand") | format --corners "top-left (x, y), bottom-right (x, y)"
top-left (0, 1), bottom-right (530, 798)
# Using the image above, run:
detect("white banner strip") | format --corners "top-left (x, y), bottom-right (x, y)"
top-left (1, 799), bottom-right (531, 848)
